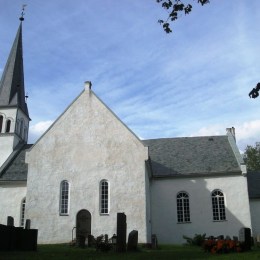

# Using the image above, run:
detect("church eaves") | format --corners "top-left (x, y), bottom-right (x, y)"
top-left (0, 22), bottom-right (29, 118)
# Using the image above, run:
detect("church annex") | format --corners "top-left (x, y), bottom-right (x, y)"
top-left (0, 18), bottom-right (257, 245)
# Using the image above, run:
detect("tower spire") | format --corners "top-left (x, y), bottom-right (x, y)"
top-left (0, 12), bottom-right (29, 118)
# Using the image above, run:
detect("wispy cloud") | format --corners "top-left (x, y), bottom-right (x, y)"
top-left (1, 0), bottom-right (260, 153)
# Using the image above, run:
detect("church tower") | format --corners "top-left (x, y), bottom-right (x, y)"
top-left (0, 17), bottom-right (30, 167)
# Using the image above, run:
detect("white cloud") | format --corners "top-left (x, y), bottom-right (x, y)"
top-left (188, 120), bottom-right (260, 152)
top-left (28, 120), bottom-right (53, 144)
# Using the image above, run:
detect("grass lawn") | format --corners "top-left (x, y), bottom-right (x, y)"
top-left (0, 244), bottom-right (259, 260)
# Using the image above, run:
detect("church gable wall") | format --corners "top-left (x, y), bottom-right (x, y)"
top-left (26, 88), bottom-right (149, 244)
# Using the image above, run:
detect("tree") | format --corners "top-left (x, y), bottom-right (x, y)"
top-left (244, 143), bottom-right (260, 171)
top-left (249, 83), bottom-right (260, 99)
top-left (157, 0), bottom-right (210, 33)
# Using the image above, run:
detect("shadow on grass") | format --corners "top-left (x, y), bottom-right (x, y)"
top-left (0, 244), bottom-right (260, 260)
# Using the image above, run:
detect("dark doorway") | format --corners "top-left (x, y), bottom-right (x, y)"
top-left (76, 209), bottom-right (91, 243)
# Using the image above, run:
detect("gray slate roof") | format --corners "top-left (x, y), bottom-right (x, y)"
top-left (247, 171), bottom-right (260, 199)
top-left (0, 22), bottom-right (29, 117)
top-left (143, 136), bottom-right (241, 177)
top-left (0, 144), bottom-right (32, 181)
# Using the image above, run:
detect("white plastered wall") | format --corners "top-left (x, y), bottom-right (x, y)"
top-left (26, 88), bottom-right (149, 244)
top-left (151, 175), bottom-right (252, 244)
top-left (0, 182), bottom-right (27, 227)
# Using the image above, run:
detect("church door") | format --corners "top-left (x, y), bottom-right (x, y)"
top-left (76, 209), bottom-right (91, 242)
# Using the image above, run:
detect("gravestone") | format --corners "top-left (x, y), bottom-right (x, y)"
top-left (25, 219), bottom-right (31, 229)
top-left (127, 230), bottom-right (138, 251)
top-left (239, 227), bottom-right (251, 251)
top-left (151, 234), bottom-right (158, 249)
top-left (116, 213), bottom-right (127, 252)
top-left (7, 216), bottom-right (14, 226)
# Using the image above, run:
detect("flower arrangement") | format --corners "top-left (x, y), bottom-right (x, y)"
top-left (203, 238), bottom-right (245, 254)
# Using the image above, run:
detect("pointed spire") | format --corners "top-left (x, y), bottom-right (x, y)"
top-left (0, 19), bottom-right (29, 118)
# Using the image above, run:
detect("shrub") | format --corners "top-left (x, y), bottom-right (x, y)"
top-left (183, 233), bottom-right (206, 246)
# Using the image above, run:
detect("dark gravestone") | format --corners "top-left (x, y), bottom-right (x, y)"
top-left (239, 227), bottom-right (251, 251)
top-left (151, 234), bottom-right (158, 249)
top-left (0, 224), bottom-right (38, 251)
top-left (117, 213), bottom-right (127, 252)
top-left (127, 230), bottom-right (138, 251)
top-left (25, 219), bottom-right (31, 229)
top-left (7, 216), bottom-right (14, 226)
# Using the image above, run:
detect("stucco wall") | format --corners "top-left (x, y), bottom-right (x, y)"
top-left (151, 175), bottom-right (252, 244)
top-left (0, 182), bottom-right (27, 226)
top-left (26, 88), bottom-right (149, 244)
top-left (249, 199), bottom-right (260, 237)
top-left (0, 107), bottom-right (29, 167)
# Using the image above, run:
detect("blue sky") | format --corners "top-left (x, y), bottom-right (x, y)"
top-left (1, 0), bottom-right (260, 151)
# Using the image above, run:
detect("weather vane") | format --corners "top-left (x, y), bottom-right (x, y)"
top-left (19, 4), bottom-right (27, 21)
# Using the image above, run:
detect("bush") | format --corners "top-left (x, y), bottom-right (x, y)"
top-left (183, 234), bottom-right (206, 246)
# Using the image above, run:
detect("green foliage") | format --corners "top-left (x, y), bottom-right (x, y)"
top-left (183, 233), bottom-right (206, 246)
top-left (157, 0), bottom-right (210, 33)
top-left (244, 143), bottom-right (260, 171)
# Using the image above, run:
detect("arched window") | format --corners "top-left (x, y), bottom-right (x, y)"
top-left (100, 180), bottom-right (109, 214)
top-left (211, 189), bottom-right (226, 221)
top-left (60, 180), bottom-right (70, 215)
top-left (177, 191), bottom-right (190, 223)
top-left (0, 115), bottom-right (3, 133)
top-left (20, 198), bottom-right (26, 227)
top-left (6, 119), bottom-right (11, 133)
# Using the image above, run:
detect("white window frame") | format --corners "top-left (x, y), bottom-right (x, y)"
top-left (20, 198), bottom-right (26, 227)
top-left (177, 191), bottom-right (190, 223)
top-left (100, 180), bottom-right (109, 215)
top-left (211, 189), bottom-right (226, 221)
top-left (59, 180), bottom-right (70, 216)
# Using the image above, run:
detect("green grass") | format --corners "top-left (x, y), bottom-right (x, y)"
top-left (0, 244), bottom-right (259, 260)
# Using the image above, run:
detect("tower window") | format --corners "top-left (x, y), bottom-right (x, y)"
top-left (6, 119), bottom-right (11, 133)
top-left (0, 115), bottom-right (3, 133)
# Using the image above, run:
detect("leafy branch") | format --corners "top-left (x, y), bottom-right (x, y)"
top-left (249, 83), bottom-right (260, 99)
top-left (157, 0), bottom-right (210, 33)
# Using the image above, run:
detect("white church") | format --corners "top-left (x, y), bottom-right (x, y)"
top-left (1, 18), bottom-right (260, 245)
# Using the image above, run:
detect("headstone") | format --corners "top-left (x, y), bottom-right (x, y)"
top-left (233, 236), bottom-right (238, 242)
top-left (116, 213), bottom-right (127, 252)
top-left (256, 234), bottom-right (260, 247)
top-left (239, 227), bottom-right (251, 251)
top-left (105, 234), bottom-right (108, 244)
top-left (127, 230), bottom-right (138, 251)
top-left (7, 216), bottom-right (14, 226)
top-left (25, 219), bottom-right (31, 229)
top-left (151, 234), bottom-right (158, 249)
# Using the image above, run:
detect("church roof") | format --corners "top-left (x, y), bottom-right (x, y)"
top-left (247, 171), bottom-right (260, 199)
top-left (0, 144), bottom-right (32, 181)
top-left (0, 22), bottom-right (29, 118)
top-left (143, 136), bottom-right (242, 177)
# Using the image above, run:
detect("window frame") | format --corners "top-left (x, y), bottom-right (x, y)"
top-left (0, 115), bottom-right (3, 133)
top-left (59, 180), bottom-right (70, 216)
top-left (20, 198), bottom-right (26, 227)
top-left (5, 119), bottom-right (11, 133)
top-left (99, 179), bottom-right (109, 215)
top-left (211, 189), bottom-right (226, 221)
top-left (176, 191), bottom-right (191, 223)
